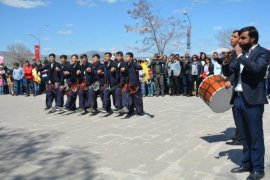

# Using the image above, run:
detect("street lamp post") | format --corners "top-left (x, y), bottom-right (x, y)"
top-left (183, 11), bottom-right (192, 52)
top-left (28, 24), bottom-right (48, 59)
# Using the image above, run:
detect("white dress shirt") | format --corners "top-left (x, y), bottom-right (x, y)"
top-left (234, 44), bottom-right (258, 92)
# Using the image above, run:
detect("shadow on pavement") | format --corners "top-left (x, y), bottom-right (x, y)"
top-left (200, 127), bottom-right (236, 143)
top-left (0, 126), bottom-right (99, 180)
top-left (215, 149), bottom-right (242, 166)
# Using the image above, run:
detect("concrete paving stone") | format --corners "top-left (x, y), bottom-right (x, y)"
top-left (0, 95), bottom-right (269, 180)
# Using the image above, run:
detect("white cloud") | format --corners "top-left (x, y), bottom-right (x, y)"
top-left (213, 26), bottom-right (223, 31)
top-left (101, 0), bottom-right (120, 3)
top-left (58, 30), bottom-right (73, 35)
top-left (75, 0), bottom-right (124, 7)
top-left (76, 0), bottom-right (95, 7)
top-left (0, 0), bottom-right (47, 9)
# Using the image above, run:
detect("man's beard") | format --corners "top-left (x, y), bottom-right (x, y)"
top-left (240, 42), bottom-right (252, 52)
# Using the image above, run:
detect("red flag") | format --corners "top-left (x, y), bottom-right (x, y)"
top-left (34, 45), bottom-right (40, 60)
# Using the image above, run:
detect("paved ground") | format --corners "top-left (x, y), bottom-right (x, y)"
top-left (0, 94), bottom-right (269, 180)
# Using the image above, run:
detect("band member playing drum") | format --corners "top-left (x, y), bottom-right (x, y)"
top-left (77, 54), bottom-right (94, 113)
top-left (222, 26), bottom-right (270, 180)
top-left (223, 30), bottom-right (242, 146)
top-left (62, 54), bottom-right (81, 112)
top-left (43, 53), bottom-right (62, 111)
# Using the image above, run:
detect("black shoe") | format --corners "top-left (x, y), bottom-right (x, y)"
top-left (231, 166), bottom-right (251, 173)
top-left (246, 171), bottom-right (265, 180)
top-left (136, 112), bottom-right (145, 116)
top-left (112, 108), bottom-right (120, 112)
top-left (25, 94), bottom-right (30, 97)
top-left (44, 106), bottom-right (52, 110)
top-left (226, 140), bottom-right (242, 145)
top-left (87, 108), bottom-right (97, 114)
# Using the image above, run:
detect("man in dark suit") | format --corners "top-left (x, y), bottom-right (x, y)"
top-left (222, 26), bottom-right (270, 180)
top-left (42, 53), bottom-right (62, 110)
top-left (224, 30), bottom-right (242, 146)
top-left (119, 52), bottom-right (144, 116)
top-left (99, 52), bottom-right (118, 114)
top-left (114, 51), bottom-right (128, 112)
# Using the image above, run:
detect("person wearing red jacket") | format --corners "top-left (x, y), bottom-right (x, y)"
top-left (23, 61), bottom-right (33, 96)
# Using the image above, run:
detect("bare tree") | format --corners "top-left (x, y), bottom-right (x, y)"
top-left (6, 43), bottom-right (33, 66)
top-left (125, 0), bottom-right (184, 55)
top-left (215, 28), bottom-right (235, 49)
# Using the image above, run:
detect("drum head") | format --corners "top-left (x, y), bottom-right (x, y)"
top-left (209, 86), bottom-right (233, 113)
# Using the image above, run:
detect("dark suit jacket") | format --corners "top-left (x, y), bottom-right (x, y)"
top-left (104, 60), bottom-right (118, 87)
top-left (127, 61), bottom-right (142, 87)
top-left (43, 62), bottom-right (62, 83)
top-left (80, 62), bottom-right (94, 85)
top-left (222, 45), bottom-right (270, 105)
top-left (117, 60), bottom-right (128, 87)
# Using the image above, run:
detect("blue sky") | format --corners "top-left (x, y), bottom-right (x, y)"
top-left (0, 0), bottom-right (269, 57)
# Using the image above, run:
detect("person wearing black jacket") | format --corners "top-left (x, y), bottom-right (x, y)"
top-left (42, 53), bottom-right (62, 110)
top-left (222, 26), bottom-right (269, 179)
top-left (87, 54), bottom-right (106, 114)
top-left (222, 30), bottom-right (242, 146)
top-left (119, 52), bottom-right (144, 116)
top-left (98, 52), bottom-right (118, 114)
top-left (62, 54), bottom-right (81, 112)
top-left (150, 54), bottom-right (166, 97)
top-left (189, 54), bottom-right (202, 96)
top-left (77, 54), bottom-right (94, 113)
top-left (114, 51), bottom-right (128, 112)
top-left (266, 64), bottom-right (270, 99)
top-left (57, 55), bottom-right (69, 109)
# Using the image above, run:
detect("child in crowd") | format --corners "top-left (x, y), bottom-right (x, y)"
top-left (147, 70), bottom-right (154, 97)
top-left (7, 74), bottom-right (14, 95)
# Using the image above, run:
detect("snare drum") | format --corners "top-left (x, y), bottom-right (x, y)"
top-left (199, 75), bottom-right (233, 113)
